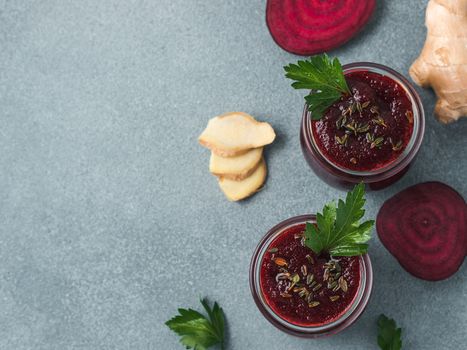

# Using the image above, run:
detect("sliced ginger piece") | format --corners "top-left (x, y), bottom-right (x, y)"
top-left (199, 112), bottom-right (275, 156)
top-left (210, 147), bottom-right (263, 180)
top-left (218, 158), bottom-right (267, 201)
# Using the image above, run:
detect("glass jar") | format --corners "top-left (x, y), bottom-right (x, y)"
top-left (300, 62), bottom-right (425, 190)
top-left (249, 215), bottom-right (373, 338)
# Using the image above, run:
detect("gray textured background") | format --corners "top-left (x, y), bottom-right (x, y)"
top-left (0, 0), bottom-right (465, 349)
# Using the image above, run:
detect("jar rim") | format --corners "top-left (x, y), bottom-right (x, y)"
top-left (249, 215), bottom-right (373, 337)
top-left (302, 62), bottom-right (425, 181)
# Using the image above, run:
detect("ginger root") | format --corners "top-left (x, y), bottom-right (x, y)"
top-left (210, 147), bottom-right (263, 180)
top-left (218, 158), bottom-right (267, 201)
top-left (199, 112), bottom-right (276, 156)
top-left (199, 112), bottom-right (274, 201)
top-left (409, 0), bottom-right (467, 123)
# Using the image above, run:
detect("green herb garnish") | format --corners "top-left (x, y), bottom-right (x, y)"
top-left (378, 314), bottom-right (402, 350)
top-left (165, 298), bottom-right (225, 350)
top-left (304, 183), bottom-right (374, 257)
top-left (284, 53), bottom-right (351, 120)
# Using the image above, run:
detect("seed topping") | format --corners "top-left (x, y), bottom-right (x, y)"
top-left (308, 301), bottom-right (320, 308)
top-left (273, 257), bottom-right (288, 267)
top-left (301, 265), bottom-right (308, 277)
top-left (335, 134), bottom-right (348, 146)
top-left (370, 136), bottom-right (384, 149)
top-left (405, 110), bottom-right (413, 123)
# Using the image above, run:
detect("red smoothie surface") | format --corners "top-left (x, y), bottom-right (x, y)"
top-left (312, 71), bottom-right (414, 171)
top-left (260, 224), bottom-right (361, 326)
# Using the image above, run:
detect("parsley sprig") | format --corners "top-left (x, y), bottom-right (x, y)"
top-left (166, 299), bottom-right (225, 350)
top-left (378, 314), bottom-right (402, 350)
top-left (284, 53), bottom-right (351, 119)
top-left (305, 183), bottom-right (374, 257)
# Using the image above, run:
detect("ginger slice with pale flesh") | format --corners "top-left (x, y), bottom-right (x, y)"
top-left (199, 112), bottom-right (275, 156)
top-left (218, 158), bottom-right (267, 201)
top-left (210, 147), bottom-right (263, 180)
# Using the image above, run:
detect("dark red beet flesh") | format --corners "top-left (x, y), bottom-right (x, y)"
top-left (266, 0), bottom-right (376, 55)
top-left (377, 182), bottom-right (466, 281)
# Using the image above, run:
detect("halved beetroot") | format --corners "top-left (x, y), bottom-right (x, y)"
top-left (377, 182), bottom-right (466, 281)
top-left (266, 0), bottom-right (376, 55)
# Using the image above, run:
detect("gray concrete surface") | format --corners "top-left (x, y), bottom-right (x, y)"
top-left (0, 0), bottom-right (465, 349)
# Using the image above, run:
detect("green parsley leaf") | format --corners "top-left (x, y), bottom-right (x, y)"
top-left (304, 183), bottom-right (374, 257)
top-left (378, 314), bottom-right (402, 350)
top-left (165, 298), bottom-right (225, 350)
top-left (284, 53), bottom-right (351, 120)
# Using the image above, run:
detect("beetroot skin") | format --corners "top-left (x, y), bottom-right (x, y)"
top-left (377, 182), bottom-right (466, 281)
top-left (266, 0), bottom-right (376, 55)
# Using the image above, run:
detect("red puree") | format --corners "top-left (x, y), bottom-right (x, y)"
top-left (260, 224), bottom-right (360, 326)
top-left (312, 71), bottom-right (414, 171)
